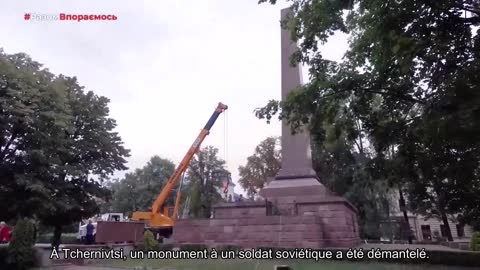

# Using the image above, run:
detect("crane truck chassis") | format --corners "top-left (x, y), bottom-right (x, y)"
top-left (131, 102), bottom-right (228, 239)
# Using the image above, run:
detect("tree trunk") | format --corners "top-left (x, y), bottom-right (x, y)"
top-left (32, 222), bottom-right (37, 243)
top-left (398, 188), bottom-right (413, 244)
top-left (51, 225), bottom-right (62, 250)
top-left (382, 197), bottom-right (394, 242)
top-left (440, 208), bottom-right (454, 241)
top-left (435, 188), bottom-right (454, 242)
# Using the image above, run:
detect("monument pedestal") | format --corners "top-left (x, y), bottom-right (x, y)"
top-left (259, 176), bottom-right (361, 247)
top-left (260, 177), bottom-right (330, 197)
top-left (260, 177), bottom-right (331, 215)
top-left (172, 190), bottom-right (360, 248)
top-left (172, 176), bottom-right (360, 249)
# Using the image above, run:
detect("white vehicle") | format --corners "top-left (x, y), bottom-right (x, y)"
top-left (77, 213), bottom-right (125, 241)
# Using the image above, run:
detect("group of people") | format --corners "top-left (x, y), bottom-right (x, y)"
top-left (0, 221), bottom-right (11, 243)
top-left (226, 194), bottom-right (244, 203)
top-left (1, 219), bottom-right (96, 245)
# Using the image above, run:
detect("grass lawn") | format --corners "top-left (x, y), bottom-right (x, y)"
top-left (97, 258), bottom-right (476, 270)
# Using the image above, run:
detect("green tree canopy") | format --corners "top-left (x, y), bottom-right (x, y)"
top-left (186, 146), bottom-right (230, 218)
top-left (256, 0), bottom-right (480, 237)
top-left (238, 136), bottom-right (281, 196)
top-left (107, 155), bottom-right (176, 216)
top-left (0, 49), bottom-right (130, 247)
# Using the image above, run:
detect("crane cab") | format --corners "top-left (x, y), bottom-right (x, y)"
top-left (131, 207), bottom-right (175, 238)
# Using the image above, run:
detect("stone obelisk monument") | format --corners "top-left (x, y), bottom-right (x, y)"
top-left (260, 8), bottom-right (330, 203)
top-left (172, 7), bottom-right (361, 249)
top-left (259, 8), bottom-right (361, 247)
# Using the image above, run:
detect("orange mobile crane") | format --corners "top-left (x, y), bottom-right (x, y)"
top-left (131, 102), bottom-right (228, 237)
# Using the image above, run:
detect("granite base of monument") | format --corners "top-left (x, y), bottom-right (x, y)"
top-left (172, 180), bottom-right (361, 248)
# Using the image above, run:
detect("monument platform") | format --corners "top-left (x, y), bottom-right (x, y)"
top-left (260, 175), bottom-right (361, 247)
top-left (172, 192), bottom-right (360, 248)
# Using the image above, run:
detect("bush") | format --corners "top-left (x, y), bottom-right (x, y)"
top-left (471, 232), bottom-right (480, 251)
top-left (7, 218), bottom-right (36, 270)
top-left (143, 230), bottom-right (159, 251)
top-left (60, 234), bottom-right (79, 244)
top-left (36, 233), bottom-right (79, 244)
top-left (35, 233), bottom-right (50, 244)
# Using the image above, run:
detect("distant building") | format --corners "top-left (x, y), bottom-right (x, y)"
top-left (215, 180), bottom-right (238, 202)
top-left (384, 191), bottom-right (474, 242)
top-left (251, 192), bottom-right (264, 201)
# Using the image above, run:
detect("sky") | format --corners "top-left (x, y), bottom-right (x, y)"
top-left (0, 0), bottom-right (348, 195)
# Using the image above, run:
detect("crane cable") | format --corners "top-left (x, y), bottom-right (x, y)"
top-left (224, 110), bottom-right (228, 167)
top-left (223, 109), bottom-right (229, 192)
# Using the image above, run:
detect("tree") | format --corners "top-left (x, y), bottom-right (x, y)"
top-left (256, 0), bottom-right (480, 240)
top-left (0, 50), bottom-right (63, 221)
top-left (186, 146), bottom-right (230, 218)
top-left (238, 136), bottom-right (281, 196)
top-left (0, 50), bottom-right (130, 247)
top-left (40, 76), bottom-right (130, 248)
top-left (107, 156), bottom-right (176, 216)
top-left (308, 97), bottom-right (394, 239)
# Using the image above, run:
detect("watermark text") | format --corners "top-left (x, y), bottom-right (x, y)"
top-left (24, 13), bottom-right (117, 22)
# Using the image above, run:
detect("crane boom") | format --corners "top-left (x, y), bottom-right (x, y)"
top-left (151, 102), bottom-right (228, 214)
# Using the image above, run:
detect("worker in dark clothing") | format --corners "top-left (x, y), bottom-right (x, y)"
top-left (86, 220), bottom-right (95, 245)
